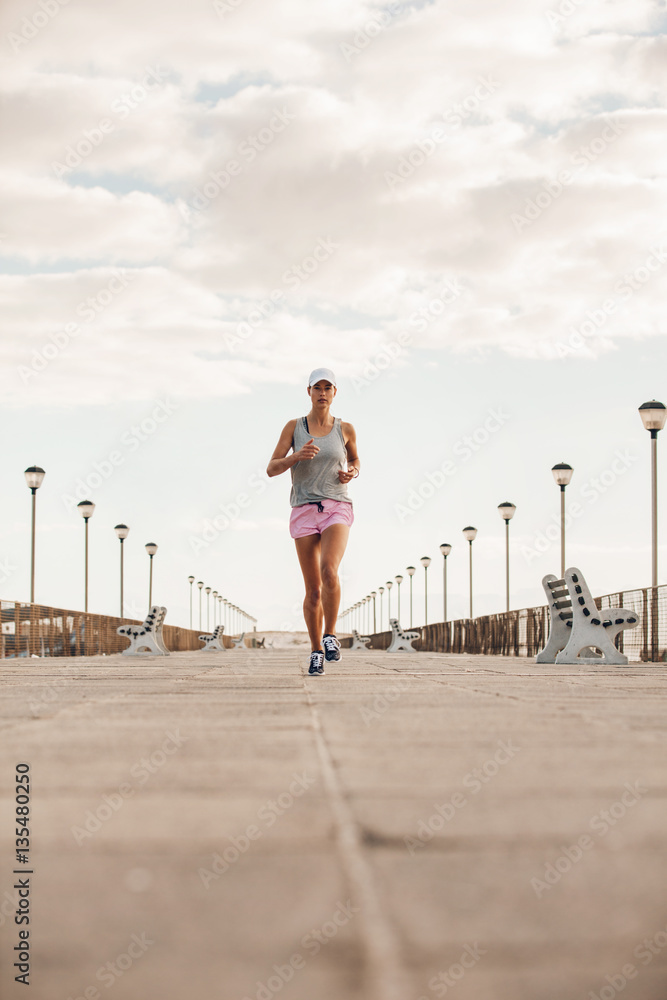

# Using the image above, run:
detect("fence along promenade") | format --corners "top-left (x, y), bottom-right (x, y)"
top-left (2, 584), bottom-right (664, 661)
top-left (341, 583), bottom-right (667, 662)
top-left (0, 601), bottom-right (206, 658)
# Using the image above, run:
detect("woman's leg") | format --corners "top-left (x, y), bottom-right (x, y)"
top-left (320, 523), bottom-right (350, 635)
top-left (294, 533), bottom-right (324, 651)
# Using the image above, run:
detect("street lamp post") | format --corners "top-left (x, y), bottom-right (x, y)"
top-left (406, 566), bottom-right (416, 626)
top-left (188, 575), bottom-right (195, 628)
top-left (212, 591), bottom-right (218, 626)
top-left (462, 527), bottom-right (477, 618)
top-left (420, 556), bottom-right (431, 625)
top-left (439, 544), bottom-right (451, 622)
top-left (115, 524), bottom-right (130, 618)
top-left (145, 543), bottom-right (158, 607)
top-left (552, 463), bottom-right (574, 578)
top-left (639, 401), bottom-right (667, 588)
top-left (497, 503), bottom-right (516, 613)
top-left (205, 586), bottom-right (211, 630)
top-left (395, 575), bottom-right (403, 621)
top-left (77, 501), bottom-right (96, 612)
top-left (378, 586), bottom-right (385, 632)
top-left (385, 581), bottom-right (393, 624)
top-left (24, 466), bottom-right (45, 604)
top-left (197, 581), bottom-right (204, 630)
top-left (639, 401), bottom-right (666, 662)
top-left (371, 591), bottom-right (377, 633)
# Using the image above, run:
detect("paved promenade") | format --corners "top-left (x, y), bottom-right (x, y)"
top-left (1, 649), bottom-right (666, 1000)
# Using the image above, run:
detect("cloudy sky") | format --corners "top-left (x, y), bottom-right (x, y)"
top-left (0, 0), bottom-right (666, 633)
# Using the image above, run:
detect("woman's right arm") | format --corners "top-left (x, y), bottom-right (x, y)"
top-left (266, 420), bottom-right (319, 477)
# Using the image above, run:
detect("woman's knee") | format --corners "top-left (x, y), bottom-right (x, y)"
top-left (321, 563), bottom-right (339, 589)
top-left (304, 585), bottom-right (322, 607)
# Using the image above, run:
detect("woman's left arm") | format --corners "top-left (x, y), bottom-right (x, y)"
top-left (339, 422), bottom-right (360, 483)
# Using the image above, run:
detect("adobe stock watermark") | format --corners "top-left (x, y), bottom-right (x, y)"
top-left (553, 246), bottom-right (667, 357)
top-left (530, 780), bottom-right (648, 898)
top-left (61, 398), bottom-right (179, 511)
top-left (385, 77), bottom-right (500, 190)
top-left (546, 0), bottom-right (587, 29)
top-left (189, 467), bottom-right (269, 554)
top-left (418, 942), bottom-right (487, 998)
top-left (276, 598), bottom-right (311, 634)
top-left (241, 900), bottom-right (360, 1000)
top-left (6, 0), bottom-right (70, 54)
top-left (0, 885), bottom-right (20, 930)
top-left (180, 108), bottom-right (295, 217)
top-left (0, 557), bottom-right (17, 587)
top-left (70, 729), bottom-right (189, 844)
top-left (588, 921), bottom-right (667, 1000)
top-left (521, 450), bottom-right (638, 564)
top-left (224, 237), bottom-right (340, 353)
top-left (212, 0), bottom-right (246, 16)
top-left (340, 3), bottom-right (401, 62)
top-left (51, 67), bottom-right (167, 179)
top-left (359, 678), bottom-right (412, 726)
top-left (405, 740), bottom-right (521, 855)
top-left (198, 772), bottom-right (316, 887)
top-left (352, 278), bottom-right (463, 394)
top-left (18, 270), bottom-right (135, 385)
top-left (511, 117), bottom-right (626, 233)
top-left (27, 675), bottom-right (71, 716)
top-left (394, 406), bottom-right (511, 523)
top-left (65, 933), bottom-right (154, 999)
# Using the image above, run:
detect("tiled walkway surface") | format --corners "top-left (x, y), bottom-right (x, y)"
top-left (1, 649), bottom-right (666, 1000)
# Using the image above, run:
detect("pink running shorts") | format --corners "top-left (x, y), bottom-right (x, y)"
top-left (289, 499), bottom-right (354, 539)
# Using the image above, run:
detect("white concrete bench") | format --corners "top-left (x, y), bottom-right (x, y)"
top-left (350, 629), bottom-right (371, 650)
top-left (231, 632), bottom-right (246, 648)
top-left (117, 606), bottom-right (169, 656)
top-left (387, 617), bottom-right (421, 653)
top-left (198, 625), bottom-right (226, 652)
top-left (536, 567), bottom-right (639, 665)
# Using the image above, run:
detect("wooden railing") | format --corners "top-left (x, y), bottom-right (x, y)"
top-left (0, 602), bottom-right (207, 658)
top-left (341, 586), bottom-right (667, 662)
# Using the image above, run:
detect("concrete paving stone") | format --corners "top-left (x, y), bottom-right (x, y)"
top-left (18, 852), bottom-right (364, 1000)
top-left (1, 649), bottom-right (667, 1000)
top-left (411, 962), bottom-right (667, 1000)
top-left (0, 757), bottom-right (321, 798)
top-left (328, 747), bottom-right (660, 794)
top-left (352, 792), bottom-right (664, 844)
top-left (371, 849), bottom-right (667, 949)
top-left (5, 791), bottom-right (334, 851)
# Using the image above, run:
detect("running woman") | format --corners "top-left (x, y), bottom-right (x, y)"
top-left (266, 368), bottom-right (360, 675)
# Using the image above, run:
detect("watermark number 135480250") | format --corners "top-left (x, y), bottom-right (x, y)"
top-left (14, 762), bottom-right (33, 985)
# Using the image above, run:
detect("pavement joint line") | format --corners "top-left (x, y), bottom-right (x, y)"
top-left (300, 657), bottom-right (411, 1000)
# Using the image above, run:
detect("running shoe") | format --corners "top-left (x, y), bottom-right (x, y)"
top-left (323, 634), bottom-right (341, 662)
top-left (308, 650), bottom-right (325, 675)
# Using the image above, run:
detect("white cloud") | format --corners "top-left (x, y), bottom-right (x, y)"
top-left (0, 0), bottom-right (665, 406)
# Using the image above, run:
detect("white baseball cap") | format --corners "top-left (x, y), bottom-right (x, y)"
top-left (308, 368), bottom-right (337, 387)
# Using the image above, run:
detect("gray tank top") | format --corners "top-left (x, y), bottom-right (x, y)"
top-left (290, 416), bottom-right (352, 508)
